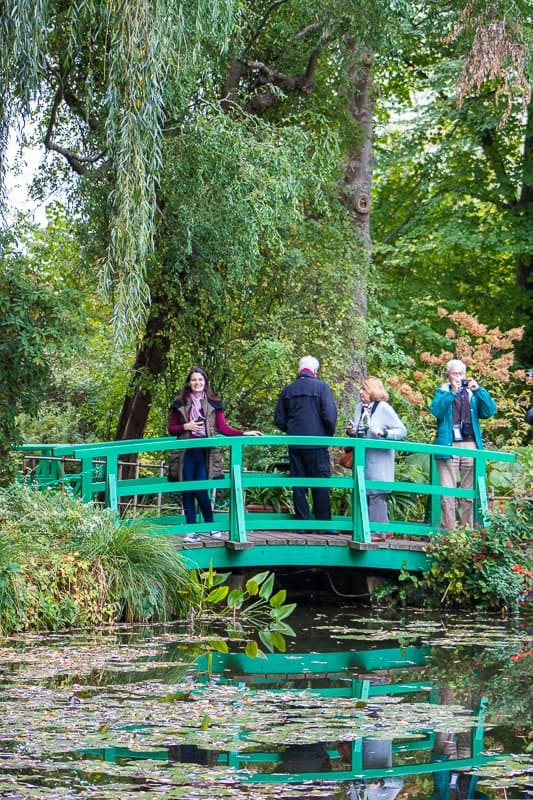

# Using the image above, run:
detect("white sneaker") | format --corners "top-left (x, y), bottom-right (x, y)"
top-left (184, 533), bottom-right (200, 542)
top-left (210, 530), bottom-right (222, 539)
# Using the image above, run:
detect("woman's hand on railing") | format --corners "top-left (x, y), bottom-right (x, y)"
top-left (243, 430), bottom-right (263, 436)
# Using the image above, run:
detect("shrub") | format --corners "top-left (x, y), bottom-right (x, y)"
top-left (0, 485), bottom-right (197, 632)
top-left (423, 497), bottom-right (533, 614)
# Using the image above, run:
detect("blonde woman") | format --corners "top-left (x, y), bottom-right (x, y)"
top-left (347, 376), bottom-right (407, 539)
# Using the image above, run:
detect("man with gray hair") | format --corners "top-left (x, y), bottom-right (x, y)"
top-left (429, 359), bottom-right (496, 529)
top-left (274, 356), bottom-right (338, 527)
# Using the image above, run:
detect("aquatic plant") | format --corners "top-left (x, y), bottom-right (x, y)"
top-left (192, 564), bottom-right (296, 656)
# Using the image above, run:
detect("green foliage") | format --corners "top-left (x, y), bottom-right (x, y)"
top-left (192, 565), bottom-right (296, 656)
top-left (487, 446), bottom-right (533, 495)
top-left (0, 229), bottom-right (85, 474)
top-left (2, 0), bottom-right (532, 456)
top-left (72, 519), bottom-right (197, 623)
top-left (423, 497), bottom-right (533, 614)
top-left (244, 476), bottom-right (294, 513)
top-left (388, 452), bottom-right (429, 521)
top-left (156, 111), bottom-right (364, 432)
top-left (1, 0), bottom-right (239, 336)
top-left (0, 485), bottom-right (197, 632)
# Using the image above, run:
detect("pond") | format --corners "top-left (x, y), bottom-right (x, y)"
top-left (0, 605), bottom-right (531, 799)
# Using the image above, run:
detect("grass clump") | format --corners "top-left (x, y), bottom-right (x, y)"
top-left (0, 485), bottom-right (197, 633)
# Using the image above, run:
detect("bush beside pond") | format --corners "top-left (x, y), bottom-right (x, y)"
top-left (0, 486), bottom-right (198, 633)
top-left (423, 496), bottom-right (533, 615)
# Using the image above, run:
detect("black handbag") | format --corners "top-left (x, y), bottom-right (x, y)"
top-left (167, 450), bottom-right (181, 482)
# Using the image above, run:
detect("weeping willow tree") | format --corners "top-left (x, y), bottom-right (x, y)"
top-left (1, 0), bottom-right (531, 445)
top-left (0, 0), bottom-right (237, 333)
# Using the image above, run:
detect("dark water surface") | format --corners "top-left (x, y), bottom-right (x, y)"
top-left (0, 605), bottom-right (531, 799)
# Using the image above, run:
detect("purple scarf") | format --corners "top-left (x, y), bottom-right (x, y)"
top-left (189, 394), bottom-right (206, 437)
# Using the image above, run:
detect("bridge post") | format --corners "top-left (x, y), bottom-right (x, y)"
top-left (228, 441), bottom-right (251, 549)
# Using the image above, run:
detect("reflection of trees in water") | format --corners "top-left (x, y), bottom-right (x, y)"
top-left (423, 640), bottom-right (533, 733)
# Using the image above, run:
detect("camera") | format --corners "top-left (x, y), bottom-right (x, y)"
top-left (461, 378), bottom-right (469, 388)
top-left (461, 420), bottom-right (474, 437)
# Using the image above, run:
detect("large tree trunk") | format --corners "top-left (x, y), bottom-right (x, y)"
top-left (115, 299), bottom-right (171, 441)
top-left (515, 98), bottom-right (533, 367)
top-left (339, 46), bottom-right (374, 402)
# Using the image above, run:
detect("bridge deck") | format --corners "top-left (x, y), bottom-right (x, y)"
top-left (164, 528), bottom-right (429, 571)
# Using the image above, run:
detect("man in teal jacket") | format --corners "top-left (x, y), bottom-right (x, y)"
top-left (429, 359), bottom-right (496, 529)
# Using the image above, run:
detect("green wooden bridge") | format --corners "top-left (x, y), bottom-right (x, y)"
top-left (17, 434), bottom-right (515, 574)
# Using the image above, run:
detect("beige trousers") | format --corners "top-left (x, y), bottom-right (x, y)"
top-left (437, 441), bottom-right (477, 529)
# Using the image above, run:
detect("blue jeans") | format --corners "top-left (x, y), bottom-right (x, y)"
top-left (182, 449), bottom-right (213, 524)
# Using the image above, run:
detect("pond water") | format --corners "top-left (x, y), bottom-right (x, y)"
top-left (0, 605), bottom-right (531, 799)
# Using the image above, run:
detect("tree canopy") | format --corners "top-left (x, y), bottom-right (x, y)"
top-left (1, 0), bottom-right (532, 452)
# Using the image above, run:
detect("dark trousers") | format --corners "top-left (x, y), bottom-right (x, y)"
top-left (182, 449), bottom-right (214, 524)
top-left (288, 447), bottom-right (331, 520)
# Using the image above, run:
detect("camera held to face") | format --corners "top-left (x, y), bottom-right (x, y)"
top-left (461, 378), bottom-right (469, 388)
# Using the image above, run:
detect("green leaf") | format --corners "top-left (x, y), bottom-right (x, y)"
top-left (227, 589), bottom-right (244, 610)
top-left (245, 578), bottom-right (259, 596)
top-left (269, 631), bottom-right (286, 652)
top-left (258, 629), bottom-right (274, 653)
top-left (207, 638), bottom-right (229, 653)
top-left (244, 640), bottom-right (259, 658)
top-left (258, 573), bottom-right (275, 600)
top-left (199, 569), bottom-right (231, 587)
top-left (269, 589), bottom-right (287, 607)
top-left (270, 602), bottom-right (297, 621)
top-left (205, 585), bottom-right (229, 604)
top-left (269, 621), bottom-right (296, 636)
top-left (251, 571), bottom-right (270, 586)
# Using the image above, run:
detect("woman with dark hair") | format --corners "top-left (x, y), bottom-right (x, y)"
top-left (168, 367), bottom-right (261, 541)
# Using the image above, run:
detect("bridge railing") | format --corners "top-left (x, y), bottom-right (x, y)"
top-left (16, 435), bottom-right (515, 544)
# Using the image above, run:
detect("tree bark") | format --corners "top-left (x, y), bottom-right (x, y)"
top-left (339, 46), bottom-right (374, 401)
top-left (115, 299), bottom-right (171, 442)
top-left (515, 97), bottom-right (533, 367)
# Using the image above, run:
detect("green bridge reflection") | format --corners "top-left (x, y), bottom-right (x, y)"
top-left (85, 642), bottom-right (500, 798)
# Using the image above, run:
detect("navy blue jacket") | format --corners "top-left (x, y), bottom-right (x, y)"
top-left (274, 373), bottom-right (337, 439)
